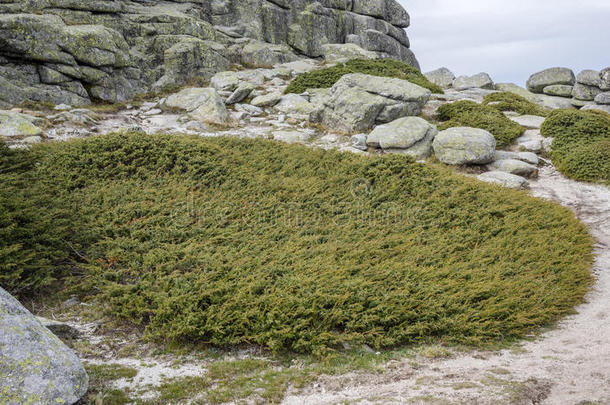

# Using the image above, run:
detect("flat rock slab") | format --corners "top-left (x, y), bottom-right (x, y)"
top-left (432, 127), bottom-right (496, 165)
top-left (477, 171), bottom-right (529, 189)
top-left (0, 287), bottom-right (88, 405)
top-left (367, 116), bottom-right (437, 160)
top-left (509, 115), bottom-right (546, 129)
top-left (488, 159), bottom-right (539, 178)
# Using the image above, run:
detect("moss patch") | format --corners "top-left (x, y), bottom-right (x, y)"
top-left (0, 132), bottom-right (593, 354)
top-left (482, 92), bottom-right (549, 117)
top-left (540, 109), bottom-right (610, 183)
top-left (285, 58), bottom-right (443, 94)
top-left (437, 100), bottom-right (525, 147)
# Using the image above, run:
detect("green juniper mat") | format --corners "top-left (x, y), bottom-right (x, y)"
top-left (285, 58), bottom-right (443, 95)
top-left (541, 109), bottom-right (610, 183)
top-left (0, 133), bottom-right (593, 354)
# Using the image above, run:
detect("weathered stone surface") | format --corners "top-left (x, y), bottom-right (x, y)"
top-left (601, 68), bottom-right (610, 91)
top-left (527, 68), bottom-right (575, 93)
top-left (424, 68), bottom-right (455, 89)
top-left (367, 116), bottom-right (437, 159)
top-left (225, 82), bottom-right (255, 105)
top-left (576, 70), bottom-right (601, 87)
top-left (0, 110), bottom-right (43, 137)
top-left (318, 73), bottom-right (431, 133)
top-left (582, 104), bottom-right (610, 114)
top-left (594, 92), bottom-right (610, 105)
top-left (509, 115), bottom-right (546, 129)
top-left (452, 73), bottom-right (494, 90)
top-left (495, 83), bottom-right (540, 103)
top-left (0, 287), bottom-right (88, 405)
top-left (477, 171), bottom-right (529, 190)
top-left (211, 71), bottom-right (240, 92)
top-left (572, 83), bottom-right (602, 101)
top-left (251, 92), bottom-right (282, 108)
top-left (495, 151), bottom-right (539, 165)
top-left (542, 85), bottom-right (573, 97)
top-left (322, 43), bottom-right (378, 63)
top-left (162, 88), bottom-right (228, 125)
top-left (274, 94), bottom-right (316, 116)
top-left (432, 127), bottom-right (496, 165)
top-left (488, 159), bottom-right (539, 178)
top-left (0, 0), bottom-right (419, 107)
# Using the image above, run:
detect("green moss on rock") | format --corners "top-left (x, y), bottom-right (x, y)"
top-left (285, 58), bottom-right (443, 95)
top-left (437, 100), bottom-right (525, 147)
top-left (541, 109), bottom-right (610, 183)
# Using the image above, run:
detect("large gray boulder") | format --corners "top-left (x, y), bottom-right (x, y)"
top-left (0, 0), bottom-right (419, 107)
top-left (572, 83), bottom-right (602, 101)
top-left (452, 73), bottom-right (495, 90)
top-left (0, 111), bottom-right (44, 138)
top-left (0, 287), bottom-right (88, 405)
top-left (424, 68), bottom-right (455, 89)
top-left (594, 92), bottom-right (610, 105)
top-left (367, 116), bottom-right (437, 159)
top-left (162, 88), bottom-right (229, 125)
top-left (526, 68), bottom-right (575, 93)
top-left (600, 68), bottom-right (610, 91)
top-left (318, 73), bottom-right (431, 133)
top-left (542, 85), bottom-right (573, 97)
top-left (576, 70), bottom-right (602, 87)
top-left (432, 127), bottom-right (496, 165)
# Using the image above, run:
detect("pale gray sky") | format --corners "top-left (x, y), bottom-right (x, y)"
top-left (400, 0), bottom-right (610, 85)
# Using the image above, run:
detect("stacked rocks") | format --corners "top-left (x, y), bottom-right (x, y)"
top-left (526, 67), bottom-right (610, 113)
top-left (424, 68), bottom-right (495, 91)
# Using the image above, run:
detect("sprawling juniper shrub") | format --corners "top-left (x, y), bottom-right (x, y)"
top-left (0, 132), bottom-right (593, 353)
top-left (285, 58), bottom-right (443, 94)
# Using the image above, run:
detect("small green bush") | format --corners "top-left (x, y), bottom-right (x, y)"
top-left (437, 101), bottom-right (525, 147)
top-left (483, 92), bottom-right (549, 117)
top-left (284, 58), bottom-right (443, 94)
top-left (1, 133), bottom-right (593, 354)
top-left (541, 109), bottom-right (610, 183)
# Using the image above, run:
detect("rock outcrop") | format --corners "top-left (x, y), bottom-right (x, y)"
top-left (0, 0), bottom-right (419, 107)
top-left (0, 287), bottom-right (88, 405)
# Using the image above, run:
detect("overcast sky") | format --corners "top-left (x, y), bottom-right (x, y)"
top-left (399, 0), bottom-right (610, 85)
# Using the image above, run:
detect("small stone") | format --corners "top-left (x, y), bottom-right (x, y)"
top-left (351, 134), bottom-right (368, 151)
top-left (143, 108), bottom-right (162, 116)
top-left (488, 159), bottom-right (539, 178)
top-left (54, 103), bottom-right (72, 111)
top-left (251, 92), bottom-right (282, 107)
top-left (576, 69), bottom-right (601, 87)
top-left (477, 171), bottom-right (529, 189)
top-left (572, 83), bottom-right (602, 101)
top-left (225, 82), bottom-right (255, 105)
top-left (210, 71), bottom-right (240, 92)
top-left (274, 94), bottom-right (316, 115)
top-left (509, 115), bottom-right (546, 129)
top-left (424, 67), bottom-right (456, 88)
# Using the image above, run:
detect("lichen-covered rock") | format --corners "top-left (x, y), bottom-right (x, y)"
top-left (600, 67), bottom-right (610, 91)
top-left (0, 287), bottom-right (88, 405)
top-left (318, 73), bottom-right (431, 133)
top-left (452, 73), bottom-right (494, 90)
top-left (211, 71), bottom-right (240, 92)
top-left (251, 92), bottom-right (282, 107)
top-left (0, 111), bottom-right (44, 138)
top-left (162, 88), bottom-right (229, 125)
top-left (572, 83), bottom-right (602, 101)
top-left (594, 92), bottom-right (610, 105)
top-left (424, 67), bottom-right (456, 89)
top-left (321, 43), bottom-right (378, 63)
top-left (367, 116), bottom-right (437, 159)
top-left (274, 94), bottom-right (316, 116)
top-left (542, 84), bottom-right (574, 97)
top-left (477, 171), bottom-right (529, 189)
top-left (432, 127), bottom-right (496, 165)
top-left (225, 82), bottom-right (255, 105)
top-left (509, 115), bottom-right (546, 129)
top-left (526, 68), bottom-right (575, 93)
top-left (488, 159), bottom-right (539, 178)
top-left (576, 69), bottom-right (601, 87)
top-left (0, 0), bottom-right (419, 107)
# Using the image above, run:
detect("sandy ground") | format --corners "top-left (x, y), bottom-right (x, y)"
top-left (282, 164), bottom-right (610, 405)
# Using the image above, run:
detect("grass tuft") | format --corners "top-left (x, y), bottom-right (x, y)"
top-left (437, 100), bottom-right (525, 147)
top-left (284, 58), bottom-right (443, 94)
top-left (541, 109), bottom-right (610, 183)
top-left (0, 132), bottom-right (593, 354)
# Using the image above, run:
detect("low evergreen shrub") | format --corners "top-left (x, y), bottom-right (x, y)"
top-left (437, 100), bottom-right (525, 147)
top-left (0, 133), bottom-right (593, 353)
top-left (284, 59), bottom-right (443, 94)
top-left (482, 92), bottom-right (549, 117)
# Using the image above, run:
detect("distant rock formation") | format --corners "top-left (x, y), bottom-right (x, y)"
top-left (0, 0), bottom-right (419, 107)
